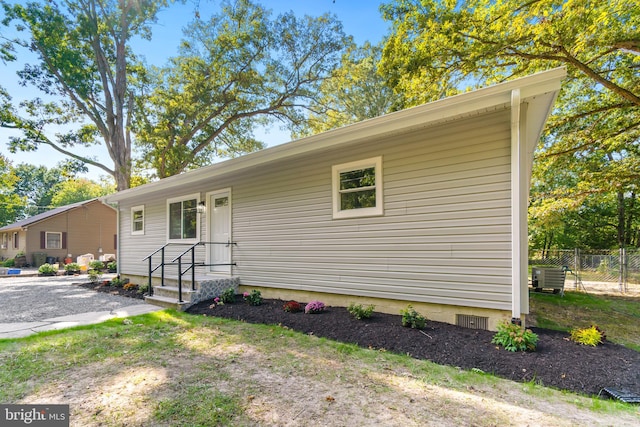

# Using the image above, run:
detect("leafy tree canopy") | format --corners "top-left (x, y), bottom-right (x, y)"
top-left (1, 0), bottom-right (171, 190)
top-left (50, 178), bottom-right (113, 207)
top-left (294, 42), bottom-right (400, 138)
top-left (0, 154), bottom-right (26, 226)
top-left (134, 0), bottom-right (350, 178)
top-left (12, 160), bottom-right (86, 216)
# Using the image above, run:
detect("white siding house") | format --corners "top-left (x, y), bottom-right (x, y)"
top-left (104, 68), bottom-right (565, 329)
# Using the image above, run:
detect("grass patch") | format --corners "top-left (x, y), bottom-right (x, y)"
top-left (530, 290), bottom-right (640, 351)
top-left (155, 386), bottom-right (242, 425)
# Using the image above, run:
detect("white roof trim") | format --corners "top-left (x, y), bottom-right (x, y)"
top-left (104, 67), bottom-right (566, 203)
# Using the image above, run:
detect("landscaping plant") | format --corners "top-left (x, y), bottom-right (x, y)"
top-left (220, 287), bottom-right (236, 304)
top-left (305, 300), bottom-right (325, 314)
top-left (107, 261), bottom-right (117, 272)
top-left (88, 269), bottom-right (102, 284)
top-left (64, 262), bottom-right (81, 274)
top-left (400, 305), bottom-right (426, 329)
top-left (570, 325), bottom-right (606, 347)
top-left (38, 263), bottom-right (57, 276)
top-left (492, 320), bottom-right (538, 352)
top-left (347, 303), bottom-right (375, 320)
top-left (282, 300), bottom-right (302, 313)
top-left (89, 260), bottom-right (105, 271)
top-left (123, 282), bottom-right (139, 291)
top-left (243, 290), bottom-right (263, 306)
top-left (110, 277), bottom-right (125, 287)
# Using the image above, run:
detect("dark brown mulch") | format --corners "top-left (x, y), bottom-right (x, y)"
top-left (187, 298), bottom-right (640, 399)
top-left (77, 281), bottom-right (145, 300)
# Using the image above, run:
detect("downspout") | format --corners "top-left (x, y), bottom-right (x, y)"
top-left (510, 89), bottom-right (525, 323)
top-left (115, 203), bottom-right (121, 274)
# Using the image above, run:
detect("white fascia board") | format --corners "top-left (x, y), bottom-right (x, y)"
top-left (104, 67), bottom-right (566, 204)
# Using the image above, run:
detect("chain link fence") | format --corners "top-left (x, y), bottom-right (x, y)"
top-left (529, 248), bottom-right (640, 293)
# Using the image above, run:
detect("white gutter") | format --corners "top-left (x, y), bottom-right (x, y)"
top-left (115, 205), bottom-right (121, 274)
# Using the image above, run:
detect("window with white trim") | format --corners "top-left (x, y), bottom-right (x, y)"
top-left (131, 205), bottom-right (145, 235)
top-left (1, 233), bottom-right (7, 249)
top-left (332, 156), bottom-right (383, 219)
top-left (13, 232), bottom-right (18, 249)
top-left (167, 194), bottom-right (199, 241)
top-left (46, 232), bottom-right (62, 249)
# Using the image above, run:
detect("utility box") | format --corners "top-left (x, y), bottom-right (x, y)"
top-left (531, 267), bottom-right (566, 295)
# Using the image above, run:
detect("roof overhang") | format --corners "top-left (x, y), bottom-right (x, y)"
top-left (104, 67), bottom-right (566, 204)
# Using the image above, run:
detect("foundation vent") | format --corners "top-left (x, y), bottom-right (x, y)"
top-left (456, 314), bottom-right (488, 330)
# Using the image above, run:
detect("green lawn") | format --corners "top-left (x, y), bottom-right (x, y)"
top-left (529, 290), bottom-right (640, 351)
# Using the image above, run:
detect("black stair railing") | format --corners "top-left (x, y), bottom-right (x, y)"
top-left (143, 241), bottom-right (237, 303)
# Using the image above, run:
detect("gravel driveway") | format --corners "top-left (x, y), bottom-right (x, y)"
top-left (0, 274), bottom-right (148, 323)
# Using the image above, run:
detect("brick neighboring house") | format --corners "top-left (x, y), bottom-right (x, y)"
top-left (0, 199), bottom-right (117, 267)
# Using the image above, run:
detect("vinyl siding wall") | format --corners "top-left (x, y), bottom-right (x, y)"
top-left (234, 110), bottom-right (513, 310)
top-left (119, 109), bottom-right (514, 311)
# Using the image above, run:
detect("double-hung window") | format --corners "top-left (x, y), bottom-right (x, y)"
top-left (332, 157), bottom-right (383, 219)
top-left (45, 232), bottom-right (62, 249)
top-left (131, 205), bottom-right (145, 235)
top-left (167, 194), bottom-right (199, 241)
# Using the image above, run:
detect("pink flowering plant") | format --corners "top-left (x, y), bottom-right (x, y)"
top-left (209, 296), bottom-right (223, 309)
top-left (304, 300), bottom-right (325, 314)
top-left (243, 289), bottom-right (263, 306)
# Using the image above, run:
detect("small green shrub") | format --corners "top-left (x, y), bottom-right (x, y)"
top-left (89, 260), bottom-right (105, 271)
top-left (570, 325), bottom-right (606, 347)
top-left (38, 263), bottom-right (57, 275)
top-left (3, 259), bottom-right (15, 267)
top-left (137, 283), bottom-right (150, 294)
top-left (243, 290), bottom-right (262, 306)
top-left (110, 277), bottom-right (125, 287)
top-left (64, 262), bottom-right (81, 273)
top-left (347, 303), bottom-right (375, 320)
top-left (220, 287), bottom-right (236, 304)
top-left (492, 320), bottom-right (539, 352)
top-left (400, 305), bottom-right (426, 329)
top-left (88, 269), bottom-right (102, 283)
top-left (283, 301), bottom-right (302, 313)
top-left (107, 261), bottom-right (117, 271)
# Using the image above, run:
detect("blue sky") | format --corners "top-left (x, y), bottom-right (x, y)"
top-left (0, 0), bottom-right (391, 181)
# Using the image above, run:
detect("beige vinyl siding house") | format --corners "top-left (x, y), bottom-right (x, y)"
top-left (0, 199), bottom-right (117, 266)
top-left (104, 68), bottom-right (565, 329)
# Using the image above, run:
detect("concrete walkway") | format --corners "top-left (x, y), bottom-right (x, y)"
top-left (0, 273), bottom-right (162, 339)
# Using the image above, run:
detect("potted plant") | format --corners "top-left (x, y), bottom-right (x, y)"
top-left (64, 262), bottom-right (81, 275)
top-left (107, 261), bottom-right (117, 273)
top-left (14, 251), bottom-right (27, 268)
top-left (38, 263), bottom-right (58, 276)
top-left (89, 260), bottom-right (105, 272)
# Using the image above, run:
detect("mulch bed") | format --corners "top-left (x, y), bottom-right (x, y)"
top-left (187, 298), bottom-right (640, 399)
top-left (77, 281), bottom-right (145, 300)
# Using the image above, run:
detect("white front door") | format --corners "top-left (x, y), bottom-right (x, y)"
top-left (209, 190), bottom-right (231, 274)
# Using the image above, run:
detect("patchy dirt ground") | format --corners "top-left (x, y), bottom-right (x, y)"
top-left (187, 298), bottom-right (640, 398)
